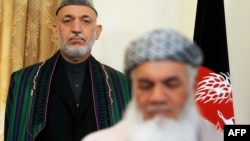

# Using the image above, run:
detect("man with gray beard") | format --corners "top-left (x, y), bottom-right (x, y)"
top-left (81, 28), bottom-right (223, 141)
top-left (4, 0), bottom-right (131, 141)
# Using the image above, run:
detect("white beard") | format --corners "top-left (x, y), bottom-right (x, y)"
top-left (123, 98), bottom-right (202, 141)
top-left (58, 32), bottom-right (96, 58)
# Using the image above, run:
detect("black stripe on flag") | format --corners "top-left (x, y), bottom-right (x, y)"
top-left (193, 0), bottom-right (230, 73)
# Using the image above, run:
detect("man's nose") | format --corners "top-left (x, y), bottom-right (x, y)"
top-left (150, 85), bottom-right (167, 102)
top-left (72, 20), bottom-right (82, 33)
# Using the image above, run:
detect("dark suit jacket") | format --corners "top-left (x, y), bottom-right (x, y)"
top-left (5, 51), bottom-right (131, 141)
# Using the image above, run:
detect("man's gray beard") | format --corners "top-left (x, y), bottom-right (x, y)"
top-left (123, 97), bottom-right (202, 141)
top-left (58, 32), bottom-right (96, 58)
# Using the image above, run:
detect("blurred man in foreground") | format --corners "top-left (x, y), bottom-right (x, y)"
top-left (81, 28), bottom-right (223, 141)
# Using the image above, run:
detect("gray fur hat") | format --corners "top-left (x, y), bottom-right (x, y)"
top-left (56, 0), bottom-right (97, 16)
top-left (124, 28), bottom-right (203, 75)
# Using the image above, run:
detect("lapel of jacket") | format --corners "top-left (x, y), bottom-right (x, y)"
top-left (88, 56), bottom-right (114, 129)
top-left (27, 51), bottom-right (60, 138)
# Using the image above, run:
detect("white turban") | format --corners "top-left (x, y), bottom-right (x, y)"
top-left (124, 28), bottom-right (203, 75)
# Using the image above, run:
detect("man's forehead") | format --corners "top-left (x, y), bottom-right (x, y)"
top-left (134, 61), bottom-right (187, 73)
top-left (135, 75), bottom-right (180, 84)
top-left (132, 61), bottom-right (188, 81)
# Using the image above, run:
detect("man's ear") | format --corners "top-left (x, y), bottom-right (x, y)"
top-left (95, 24), bottom-right (102, 40)
top-left (51, 24), bottom-right (58, 38)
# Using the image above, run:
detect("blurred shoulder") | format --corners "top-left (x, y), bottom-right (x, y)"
top-left (82, 120), bottom-right (127, 141)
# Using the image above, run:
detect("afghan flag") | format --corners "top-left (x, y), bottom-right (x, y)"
top-left (193, 0), bottom-right (235, 131)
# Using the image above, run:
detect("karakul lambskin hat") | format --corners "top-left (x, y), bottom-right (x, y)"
top-left (56, 0), bottom-right (98, 16)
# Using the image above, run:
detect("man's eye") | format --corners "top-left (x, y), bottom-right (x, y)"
top-left (82, 19), bottom-right (90, 24)
top-left (165, 81), bottom-right (180, 89)
top-left (63, 19), bottom-right (71, 24)
top-left (138, 83), bottom-right (153, 90)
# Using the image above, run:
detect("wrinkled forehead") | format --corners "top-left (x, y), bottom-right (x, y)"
top-left (131, 60), bottom-right (189, 82)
